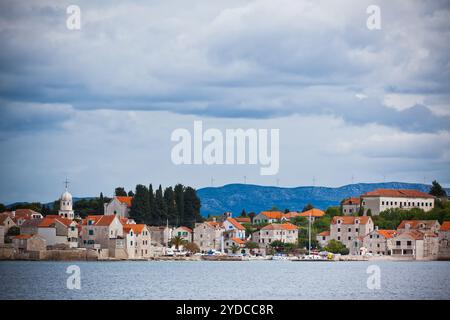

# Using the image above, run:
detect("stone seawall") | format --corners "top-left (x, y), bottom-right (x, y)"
top-left (0, 248), bottom-right (99, 261)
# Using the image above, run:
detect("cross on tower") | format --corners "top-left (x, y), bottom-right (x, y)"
top-left (64, 178), bottom-right (70, 190)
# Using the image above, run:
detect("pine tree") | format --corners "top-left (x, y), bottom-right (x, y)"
top-left (429, 180), bottom-right (447, 197)
top-left (129, 184), bottom-right (150, 223)
top-left (240, 209), bottom-right (247, 217)
top-left (115, 187), bottom-right (127, 197)
top-left (148, 184), bottom-right (157, 225)
top-left (99, 192), bottom-right (104, 214)
top-left (127, 190), bottom-right (135, 197)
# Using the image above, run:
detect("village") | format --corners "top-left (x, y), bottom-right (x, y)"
top-left (0, 185), bottom-right (449, 262)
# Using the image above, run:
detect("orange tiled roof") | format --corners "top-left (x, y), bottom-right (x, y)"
top-left (14, 234), bottom-right (33, 239)
top-left (116, 196), bottom-right (133, 208)
top-left (299, 209), bottom-right (325, 218)
top-left (361, 189), bottom-right (434, 199)
top-left (178, 226), bottom-right (192, 233)
top-left (341, 197), bottom-right (361, 205)
top-left (259, 211), bottom-right (285, 220)
top-left (231, 237), bottom-right (246, 245)
top-left (318, 230), bottom-right (330, 236)
top-left (0, 214), bottom-right (13, 224)
top-left (331, 216), bottom-right (371, 225)
top-left (226, 218), bottom-right (245, 230)
top-left (283, 212), bottom-right (301, 219)
top-left (235, 217), bottom-right (251, 223)
top-left (95, 215), bottom-right (117, 226)
top-left (261, 223), bottom-right (298, 231)
top-left (376, 229), bottom-right (396, 239)
top-left (123, 224), bottom-right (146, 234)
top-left (397, 220), bottom-right (439, 230)
top-left (206, 221), bottom-right (223, 228)
top-left (440, 221), bottom-right (450, 231)
top-left (401, 230), bottom-right (424, 240)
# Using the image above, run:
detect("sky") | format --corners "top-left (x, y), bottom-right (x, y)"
top-left (0, 0), bottom-right (450, 204)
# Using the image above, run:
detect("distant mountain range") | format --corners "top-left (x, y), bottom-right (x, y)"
top-left (6, 182), bottom-right (448, 217)
top-left (197, 182), bottom-right (450, 216)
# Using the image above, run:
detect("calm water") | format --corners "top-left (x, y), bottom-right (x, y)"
top-left (0, 260), bottom-right (449, 299)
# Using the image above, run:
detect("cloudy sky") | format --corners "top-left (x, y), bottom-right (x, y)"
top-left (0, 0), bottom-right (449, 204)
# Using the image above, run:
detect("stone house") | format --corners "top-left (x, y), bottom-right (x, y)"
top-left (193, 221), bottom-right (225, 252)
top-left (252, 223), bottom-right (298, 248)
top-left (104, 196), bottom-right (132, 219)
top-left (172, 226), bottom-right (193, 242)
top-left (341, 197), bottom-right (361, 215)
top-left (316, 230), bottom-right (330, 248)
top-left (329, 216), bottom-right (374, 255)
top-left (80, 215), bottom-right (123, 249)
top-left (38, 216), bottom-right (79, 248)
top-left (387, 230), bottom-right (439, 260)
top-left (438, 221), bottom-right (450, 260)
top-left (0, 214), bottom-right (17, 233)
top-left (0, 225), bottom-right (4, 244)
top-left (148, 226), bottom-right (173, 247)
top-left (123, 224), bottom-right (151, 259)
top-left (362, 228), bottom-right (397, 255)
top-left (12, 234), bottom-right (47, 253)
top-left (360, 189), bottom-right (435, 215)
top-left (253, 211), bottom-right (285, 224)
top-left (397, 220), bottom-right (441, 234)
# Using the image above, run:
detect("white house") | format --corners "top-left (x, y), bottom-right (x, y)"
top-left (222, 218), bottom-right (246, 240)
top-left (172, 226), bottom-right (193, 242)
top-left (38, 216), bottom-right (78, 248)
top-left (360, 189), bottom-right (435, 216)
top-left (104, 196), bottom-right (132, 218)
top-left (123, 224), bottom-right (151, 259)
top-left (80, 215), bottom-right (123, 249)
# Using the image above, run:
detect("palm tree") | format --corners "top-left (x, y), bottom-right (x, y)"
top-left (230, 244), bottom-right (240, 254)
top-left (170, 235), bottom-right (186, 250)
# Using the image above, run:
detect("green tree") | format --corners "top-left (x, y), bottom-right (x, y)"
top-left (302, 203), bottom-right (314, 212)
top-left (366, 209), bottom-right (372, 216)
top-left (129, 184), bottom-right (150, 223)
top-left (155, 185), bottom-right (167, 225)
top-left (127, 190), bottom-right (135, 197)
top-left (0, 203), bottom-right (6, 212)
top-left (240, 209), bottom-right (247, 217)
top-left (324, 239), bottom-right (349, 255)
top-left (229, 244), bottom-right (240, 254)
top-left (248, 211), bottom-right (256, 223)
top-left (148, 184), bottom-right (157, 224)
top-left (174, 184), bottom-right (184, 226)
top-left (6, 226), bottom-right (20, 236)
top-left (169, 235), bottom-right (187, 250)
top-left (164, 186), bottom-right (177, 225)
top-left (115, 187), bottom-right (127, 197)
top-left (183, 187), bottom-right (201, 227)
top-left (245, 241), bottom-right (259, 249)
top-left (429, 180), bottom-right (447, 197)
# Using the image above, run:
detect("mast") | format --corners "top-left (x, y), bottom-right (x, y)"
top-left (308, 209), bottom-right (312, 256)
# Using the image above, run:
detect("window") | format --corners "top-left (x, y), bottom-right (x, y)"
top-left (348, 236), bottom-right (351, 240)
top-left (396, 241), bottom-right (401, 246)
top-left (88, 230), bottom-right (94, 235)
top-left (407, 241), bottom-right (412, 246)
top-left (337, 236), bottom-right (341, 241)
top-left (348, 228), bottom-right (351, 232)
top-left (355, 228), bottom-right (359, 232)
top-left (382, 201), bottom-right (384, 205)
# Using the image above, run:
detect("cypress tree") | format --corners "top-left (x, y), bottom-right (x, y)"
top-left (155, 184), bottom-right (167, 225)
top-left (129, 184), bottom-right (150, 224)
top-left (164, 187), bottom-right (177, 225)
top-left (183, 187), bottom-right (201, 228)
top-left (174, 184), bottom-right (184, 226)
top-left (115, 187), bottom-right (127, 197)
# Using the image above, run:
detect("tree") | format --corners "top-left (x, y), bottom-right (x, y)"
top-left (357, 206), bottom-right (365, 217)
top-left (169, 235), bottom-right (187, 250)
top-left (0, 203), bottom-right (6, 212)
top-left (183, 187), bottom-right (201, 227)
top-left (248, 211), bottom-right (256, 223)
top-left (366, 209), bottom-right (372, 217)
top-left (429, 180), bottom-right (447, 197)
top-left (245, 241), bottom-right (259, 249)
top-left (324, 239), bottom-right (349, 255)
top-left (129, 184), bottom-right (150, 223)
top-left (240, 209), bottom-right (247, 217)
top-left (115, 187), bottom-right (127, 197)
top-left (155, 185), bottom-right (167, 225)
top-left (127, 190), bottom-right (135, 197)
top-left (291, 216), bottom-right (308, 227)
top-left (302, 203), bottom-right (314, 212)
top-left (184, 242), bottom-right (200, 253)
top-left (229, 244), bottom-right (240, 254)
top-left (164, 186), bottom-right (177, 225)
top-left (325, 206), bottom-right (340, 218)
top-left (6, 226), bottom-right (20, 236)
top-left (174, 184), bottom-right (184, 226)
top-left (148, 184), bottom-right (157, 224)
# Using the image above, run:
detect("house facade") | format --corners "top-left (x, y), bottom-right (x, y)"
top-left (397, 220), bottom-right (441, 234)
top-left (193, 221), bottom-right (225, 252)
top-left (123, 224), bottom-right (151, 259)
top-left (362, 229), bottom-right (397, 255)
top-left (360, 189), bottom-right (435, 215)
top-left (0, 214), bottom-right (16, 233)
top-left (80, 215), bottom-right (123, 249)
top-left (438, 221), bottom-right (450, 260)
top-left (104, 196), bottom-right (132, 218)
top-left (12, 234), bottom-right (47, 253)
top-left (253, 211), bottom-right (285, 224)
top-left (341, 197), bottom-right (361, 215)
top-left (222, 218), bottom-right (246, 240)
top-left (329, 216), bottom-right (374, 255)
top-left (37, 216), bottom-right (78, 248)
top-left (172, 226), bottom-right (193, 242)
top-left (252, 223), bottom-right (298, 248)
top-left (387, 230), bottom-right (439, 260)
top-left (316, 230), bottom-right (330, 248)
